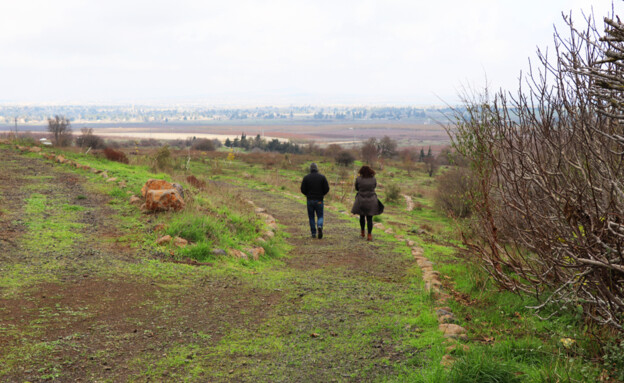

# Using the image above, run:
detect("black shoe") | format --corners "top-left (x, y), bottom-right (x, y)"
top-left (317, 227), bottom-right (323, 239)
top-left (311, 234), bottom-right (316, 238)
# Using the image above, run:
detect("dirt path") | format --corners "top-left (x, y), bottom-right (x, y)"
top-left (1, 148), bottom-right (425, 382)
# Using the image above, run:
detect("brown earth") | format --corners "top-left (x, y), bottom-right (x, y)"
top-left (0, 147), bottom-right (419, 382)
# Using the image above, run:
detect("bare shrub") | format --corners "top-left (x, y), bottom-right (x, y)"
top-left (450, 12), bottom-right (624, 328)
top-left (76, 128), bottom-right (105, 149)
top-left (335, 150), bottom-right (355, 167)
top-left (47, 115), bottom-right (72, 147)
top-left (361, 138), bottom-right (378, 166)
top-left (434, 167), bottom-right (474, 218)
top-left (103, 148), bottom-right (129, 164)
top-left (192, 138), bottom-right (216, 151)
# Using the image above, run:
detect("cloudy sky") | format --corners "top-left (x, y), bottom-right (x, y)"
top-left (0, 0), bottom-right (615, 105)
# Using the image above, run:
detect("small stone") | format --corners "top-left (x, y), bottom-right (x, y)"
top-left (406, 240), bottom-right (415, 246)
top-left (212, 249), bottom-right (227, 256)
top-left (156, 235), bottom-right (172, 245)
top-left (173, 237), bottom-right (188, 247)
top-left (106, 177), bottom-right (118, 183)
top-left (250, 247), bottom-right (265, 260)
top-left (154, 223), bottom-right (166, 232)
top-left (254, 207), bottom-right (266, 213)
top-left (118, 181), bottom-right (127, 188)
top-left (129, 196), bottom-right (142, 205)
top-left (440, 354), bottom-right (455, 367)
top-left (438, 314), bottom-right (456, 324)
top-left (228, 249), bottom-right (248, 260)
top-left (384, 228), bottom-right (394, 234)
top-left (264, 230), bottom-right (275, 238)
top-left (101, 172), bottom-right (108, 178)
top-left (373, 223), bottom-right (385, 230)
top-left (439, 324), bottom-right (467, 340)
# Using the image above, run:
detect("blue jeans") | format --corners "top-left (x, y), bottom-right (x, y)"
top-left (307, 199), bottom-right (324, 235)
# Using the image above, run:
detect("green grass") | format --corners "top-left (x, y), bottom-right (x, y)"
top-left (22, 193), bottom-right (84, 253)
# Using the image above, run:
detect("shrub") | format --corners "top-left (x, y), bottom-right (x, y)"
top-left (603, 339), bottom-right (624, 382)
top-left (434, 167), bottom-right (474, 218)
top-left (335, 150), bottom-right (355, 167)
top-left (153, 145), bottom-right (172, 170)
top-left (76, 128), bottom-right (106, 149)
top-left (385, 183), bottom-right (401, 203)
top-left (192, 138), bottom-right (216, 151)
top-left (103, 148), bottom-right (129, 164)
top-left (186, 175), bottom-right (206, 189)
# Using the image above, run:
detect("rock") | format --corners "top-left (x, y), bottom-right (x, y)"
top-left (172, 183), bottom-right (184, 198)
top-left (55, 155), bottom-right (66, 163)
top-left (264, 230), bottom-right (275, 238)
top-left (29, 146), bottom-right (42, 153)
top-left (436, 308), bottom-right (453, 316)
top-left (157, 235), bottom-right (172, 245)
top-left (100, 172), bottom-right (108, 178)
top-left (384, 228), bottom-right (394, 234)
top-left (246, 200), bottom-right (255, 206)
top-left (412, 247), bottom-right (424, 257)
top-left (91, 168), bottom-right (100, 173)
top-left (440, 354), bottom-right (455, 367)
top-left (373, 223), bottom-right (385, 230)
top-left (228, 249), bottom-right (248, 260)
top-left (249, 247), bottom-right (265, 260)
top-left (141, 179), bottom-right (174, 198)
top-left (173, 237), bottom-right (188, 247)
top-left (438, 314), bottom-right (456, 324)
top-left (212, 248), bottom-right (227, 256)
top-left (254, 207), bottom-right (266, 213)
top-left (153, 223), bottom-right (166, 232)
top-left (129, 195), bottom-right (142, 205)
top-left (143, 189), bottom-right (185, 212)
top-left (267, 222), bottom-right (278, 230)
top-left (106, 177), bottom-right (118, 183)
top-left (406, 240), bottom-right (415, 247)
top-left (439, 324), bottom-right (467, 340)
top-left (118, 181), bottom-right (127, 188)
top-left (259, 213), bottom-right (274, 223)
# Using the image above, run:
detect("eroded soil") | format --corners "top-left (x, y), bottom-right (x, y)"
top-left (0, 148), bottom-right (424, 382)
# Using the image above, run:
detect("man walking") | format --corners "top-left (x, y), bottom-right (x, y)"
top-left (300, 163), bottom-right (330, 239)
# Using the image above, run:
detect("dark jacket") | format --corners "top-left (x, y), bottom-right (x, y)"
top-left (301, 171), bottom-right (330, 201)
top-left (351, 176), bottom-right (383, 216)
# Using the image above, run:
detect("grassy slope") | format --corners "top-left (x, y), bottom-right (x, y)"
top-left (0, 144), bottom-right (609, 382)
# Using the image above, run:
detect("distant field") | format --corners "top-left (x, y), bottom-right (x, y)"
top-left (0, 120), bottom-right (451, 148)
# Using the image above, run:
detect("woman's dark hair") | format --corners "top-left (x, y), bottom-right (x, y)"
top-left (359, 165), bottom-right (375, 178)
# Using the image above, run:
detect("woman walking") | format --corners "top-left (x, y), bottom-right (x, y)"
top-left (351, 165), bottom-right (383, 241)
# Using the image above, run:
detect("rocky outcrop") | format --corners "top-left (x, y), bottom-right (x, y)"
top-left (141, 179), bottom-right (174, 198)
top-left (140, 179), bottom-right (185, 212)
top-left (142, 188), bottom-right (185, 212)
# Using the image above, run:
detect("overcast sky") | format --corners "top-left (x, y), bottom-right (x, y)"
top-left (0, 0), bottom-right (616, 105)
